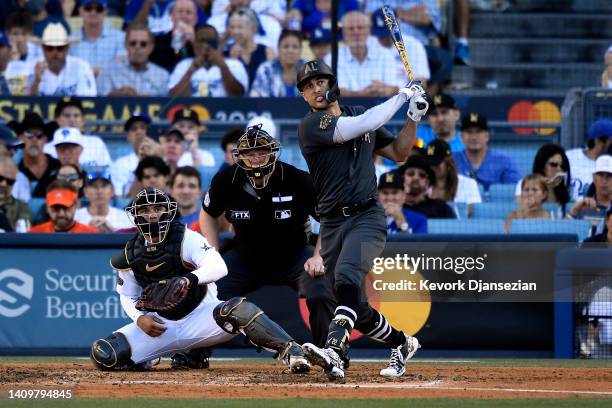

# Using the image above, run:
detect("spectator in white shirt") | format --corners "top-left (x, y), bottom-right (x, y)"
top-left (171, 108), bottom-right (216, 168)
top-left (70, 0), bottom-right (126, 77)
top-left (52, 127), bottom-right (85, 170)
top-left (324, 11), bottom-right (403, 96)
top-left (44, 97), bottom-right (111, 168)
top-left (169, 24), bottom-right (248, 97)
top-left (75, 167), bottom-right (133, 231)
top-left (30, 23), bottom-right (97, 96)
top-left (4, 12), bottom-right (43, 95)
top-left (566, 119), bottom-right (612, 198)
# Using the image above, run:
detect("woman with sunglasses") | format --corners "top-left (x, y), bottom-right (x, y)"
top-left (515, 143), bottom-right (571, 216)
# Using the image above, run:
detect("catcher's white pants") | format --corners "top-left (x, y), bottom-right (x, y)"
top-left (116, 299), bottom-right (236, 364)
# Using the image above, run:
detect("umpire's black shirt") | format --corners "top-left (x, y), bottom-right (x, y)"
top-left (298, 106), bottom-right (394, 216)
top-left (202, 161), bottom-right (316, 265)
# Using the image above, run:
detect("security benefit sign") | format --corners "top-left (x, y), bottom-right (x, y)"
top-left (0, 248), bottom-right (129, 349)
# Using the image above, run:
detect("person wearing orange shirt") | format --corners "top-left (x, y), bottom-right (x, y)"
top-left (29, 180), bottom-right (98, 233)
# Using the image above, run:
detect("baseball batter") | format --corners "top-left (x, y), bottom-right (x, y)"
top-left (90, 188), bottom-right (309, 373)
top-left (296, 60), bottom-right (429, 379)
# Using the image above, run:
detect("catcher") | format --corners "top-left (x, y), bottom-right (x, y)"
top-left (90, 188), bottom-right (309, 372)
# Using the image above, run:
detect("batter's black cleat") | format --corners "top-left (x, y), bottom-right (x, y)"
top-left (380, 335), bottom-right (420, 377)
top-left (171, 348), bottom-right (211, 370)
top-left (303, 343), bottom-right (344, 380)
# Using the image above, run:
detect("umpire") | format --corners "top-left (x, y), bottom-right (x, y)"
top-left (199, 124), bottom-right (335, 347)
top-left (296, 60), bottom-right (428, 380)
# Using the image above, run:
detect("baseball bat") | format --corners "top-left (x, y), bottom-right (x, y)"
top-left (381, 5), bottom-right (427, 110)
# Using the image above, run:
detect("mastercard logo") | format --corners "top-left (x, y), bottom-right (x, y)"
top-left (507, 100), bottom-right (560, 135)
top-left (298, 270), bottom-right (431, 342)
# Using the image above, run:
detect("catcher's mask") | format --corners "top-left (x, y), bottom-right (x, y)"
top-left (126, 188), bottom-right (177, 244)
top-left (232, 123), bottom-right (280, 189)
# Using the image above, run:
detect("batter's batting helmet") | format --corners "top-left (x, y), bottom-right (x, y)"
top-left (296, 59), bottom-right (340, 103)
top-left (126, 188), bottom-right (177, 244)
top-left (233, 124), bottom-right (280, 189)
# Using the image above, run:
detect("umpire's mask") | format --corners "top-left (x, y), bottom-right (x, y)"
top-left (233, 123), bottom-right (280, 189)
top-left (126, 188), bottom-right (177, 244)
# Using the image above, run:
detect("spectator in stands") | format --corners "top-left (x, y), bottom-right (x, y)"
top-left (417, 94), bottom-right (463, 152)
top-left (504, 174), bottom-right (552, 233)
top-left (52, 128), bottom-right (85, 172)
top-left (129, 155), bottom-right (171, 198)
top-left (566, 119), bottom-right (612, 198)
top-left (17, 113), bottom-right (61, 198)
top-left (208, 0), bottom-right (282, 51)
top-left (29, 180), bottom-right (98, 233)
top-left (170, 165), bottom-right (201, 225)
top-left (3, 12), bottom-right (44, 95)
top-left (454, 112), bottom-right (522, 190)
top-left (0, 156), bottom-right (31, 231)
top-left (126, 0), bottom-right (207, 35)
top-left (400, 154), bottom-right (455, 219)
top-left (225, 7), bottom-right (275, 88)
top-left (308, 27), bottom-right (331, 61)
top-left (250, 30), bottom-right (303, 97)
top-left (370, 8), bottom-right (429, 87)
top-left (568, 155), bottom-right (612, 222)
top-left (325, 11), bottom-right (403, 97)
top-left (219, 127), bottom-right (242, 172)
top-left (75, 167), bottom-right (132, 231)
top-left (29, 23), bottom-right (97, 96)
top-left (171, 108), bottom-right (215, 167)
top-left (583, 206), bottom-right (612, 244)
top-left (96, 23), bottom-right (169, 96)
top-left (46, 97), bottom-right (111, 168)
top-left (288, 0), bottom-right (359, 32)
top-left (424, 139), bottom-right (481, 215)
top-left (158, 127), bottom-right (187, 173)
top-left (169, 24), bottom-right (248, 97)
top-left (149, 0), bottom-right (197, 72)
top-left (379, 170), bottom-right (427, 234)
top-left (0, 31), bottom-right (11, 95)
top-left (110, 112), bottom-right (152, 197)
top-left (27, 0), bottom-right (71, 38)
top-left (602, 45), bottom-right (611, 89)
top-left (453, 0), bottom-right (470, 65)
top-left (70, 0), bottom-right (126, 77)
top-left (55, 163), bottom-right (85, 197)
top-left (517, 143), bottom-right (571, 215)
top-left (0, 125), bottom-right (21, 159)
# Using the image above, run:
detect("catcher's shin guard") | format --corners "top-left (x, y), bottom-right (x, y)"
top-left (213, 297), bottom-right (300, 357)
top-left (90, 332), bottom-right (134, 371)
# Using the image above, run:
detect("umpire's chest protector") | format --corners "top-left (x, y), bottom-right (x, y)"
top-left (123, 223), bottom-right (196, 287)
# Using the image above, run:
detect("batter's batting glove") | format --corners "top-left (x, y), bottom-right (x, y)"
top-left (398, 80), bottom-right (424, 101)
top-left (408, 91), bottom-right (430, 122)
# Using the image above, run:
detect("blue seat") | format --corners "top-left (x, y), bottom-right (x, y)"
top-left (508, 219), bottom-right (592, 241)
top-left (472, 202), bottom-right (519, 219)
top-left (428, 219), bottom-right (505, 234)
top-left (488, 184), bottom-right (517, 202)
top-left (448, 202), bottom-right (468, 220)
top-left (28, 198), bottom-right (46, 219)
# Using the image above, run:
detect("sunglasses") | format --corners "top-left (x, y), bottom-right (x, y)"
top-left (43, 45), bottom-right (68, 52)
top-left (128, 40), bottom-right (149, 48)
top-left (24, 130), bottom-right (46, 139)
top-left (56, 173), bottom-right (80, 181)
top-left (0, 175), bottom-right (16, 186)
top-left (547, 161), bottom-right (563, 168)
top-left (84, 3), bottom-right (104, 13)
top-left (405, 169), bottom-right (428, 179)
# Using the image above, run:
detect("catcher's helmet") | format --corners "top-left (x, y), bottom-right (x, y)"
top-left (232, 123), bottom-right (280, 189)
top-left (126, 188), bottom-right (177, 243)
top-left (296, 59), bottom-right (340, 103)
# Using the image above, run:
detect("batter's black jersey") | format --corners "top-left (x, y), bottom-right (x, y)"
top-left (298, 105), bottom-right (394, 215)
top-left (202, 161), bottom-right (317, 264)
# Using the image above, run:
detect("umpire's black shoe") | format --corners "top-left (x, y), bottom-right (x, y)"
top-left (171, 348), bottom-right (211, 369)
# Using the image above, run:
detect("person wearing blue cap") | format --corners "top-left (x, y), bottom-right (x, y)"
top-left (308, 27), bottom-right (331, 61)
top-left (288, 0), bottom-right (359, 33)
top-left (566, 119), bottom-right (612, 198)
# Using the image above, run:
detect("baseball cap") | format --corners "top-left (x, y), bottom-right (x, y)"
top-left (52, 127), bottom-right (84, 147)
top-left (85, 166), bottom-right (112, 184)
top-left (430, 94), bottom-right (457, 113)
top-left (309, 27), bottom-right (331, 44)
top-left (246, 116), bottom-right (277, 139)
top-left (587, 119), bottom-right (612, 141)
top-left (424, 139), bottom-right (452, 166)
top-left (378, 171), bottom-right (403, 190)
top-left (172, 108), bottom-right (200, 126)
top-left (54, 96), bottom-right (83, 117)
top-left (41, 23), bottom-right (70, 47)
top-left (0, 31), bottom-right (9, 47)
top-left (124, 112), bottom-right (152, 132)
top-left (21, 111), bottom-right (45, 131)
top-left (398, 154), bottom-right (436, 185)
top-left (371, 9), bottom-right (389, 39)
top-left (46, 188), bottom-right (78, 207)
top-left (81, 0), bottom-right (108, 6)
top-left (161, 127), bottom-right (184, 141)
top-left (594, 155), bottom-right (612, 174)
top-left (0, 125), bottom-right (21, 148)
top-left (461, 112), bottom-right (488, 131)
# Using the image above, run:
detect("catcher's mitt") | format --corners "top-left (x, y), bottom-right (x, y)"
top-left (136, 276), bottom-right (192, 312)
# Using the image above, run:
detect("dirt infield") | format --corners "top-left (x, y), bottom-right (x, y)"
top-left (1, 361), bottom-right (612, 399)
